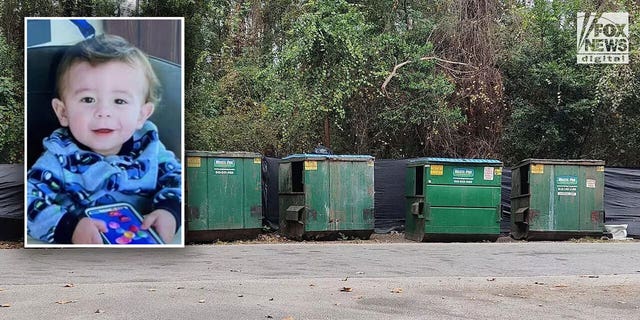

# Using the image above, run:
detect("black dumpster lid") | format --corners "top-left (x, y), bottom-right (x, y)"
top-left (185, 150), bottom-right (262, 158)
top-left (513, 158), bottom-right (605, 168)
top-left (408, 157), bottom-right (502, 165)
top-left (281, 154), bottom-right (374, 162)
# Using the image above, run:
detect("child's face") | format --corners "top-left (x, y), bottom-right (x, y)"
top-left (52, 60), bottom-right (154, 156)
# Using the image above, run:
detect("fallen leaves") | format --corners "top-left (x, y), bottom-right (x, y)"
top-left (55, 300), bottom-right (78, 305)
top-left (340, 287), bottom-right (353, 292)
top-left (148, 289), bottom-right (157, 292)
top-left (94, 309), bottom-right (105, 314)
top-left (1, 304), bottom-right (11, 308)
top-left (391, 288), bottom-right (403, 294)
top-left (63, 283), bottom-right (75, 288)
top-left (198, 299), bottom-right (205, 303)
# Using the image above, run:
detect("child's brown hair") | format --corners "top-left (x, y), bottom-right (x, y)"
top-left (55, 34), bottom-right (161, 105)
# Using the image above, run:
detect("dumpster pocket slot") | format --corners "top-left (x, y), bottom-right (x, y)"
top-left (411, 201), bottom-right (425, 219)
top-left (286, 205), bottom-right (305, 222)
top-left (514, 207), bottom-right (528, 224)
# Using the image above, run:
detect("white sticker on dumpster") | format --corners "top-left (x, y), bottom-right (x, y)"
top-left (213, 159), bottom-right (236, 175)
top-left (586, 179), bottom-right (596, 188)
top-left (556, 175), bottom-right (578, 196)
top-left (483, 167), bottom-right (494, 180)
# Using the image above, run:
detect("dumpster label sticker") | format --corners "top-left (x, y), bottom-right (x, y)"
top-left (531, 164), bottom-right (544, 174)
top-left (495, 167), bottom-right (502, 176)
top-left (253, 157), bottom-right (261, 164)
top-left (430, 164), bottom-right (444, 176)
top-left (586, 179), bottom-right (596, 188)
top-left (483, 167), bottom-right (494, 180)
top-left (187, 157), bottom-right (201, 168)
top-left (304, 161), bottom-right (318, 171)
top-left (556, 175), bottom-right (578, 196)
top-left (367, 160), bottom-right (375, 167)
top-left (597, 166), bottom-right (605, 172)
top-left (453, 168), bottom-right (474, 184)
top-left (213, 159), bottom-right (236, 175)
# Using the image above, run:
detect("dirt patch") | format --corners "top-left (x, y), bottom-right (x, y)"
top-left (189, 231), bottom-right (414, 245)
top-left (0, 241), bottom-right (23, 249)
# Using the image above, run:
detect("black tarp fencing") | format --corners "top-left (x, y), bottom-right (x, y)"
top-left (0, 164), bottom-right (24, 240)
top-left (3, 161), bottom-right (640, 240)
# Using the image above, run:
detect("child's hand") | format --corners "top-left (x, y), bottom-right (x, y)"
top-left (72, 217), bottom-right (107, 244)
top-left (141, 209), bottom-right (176, 243)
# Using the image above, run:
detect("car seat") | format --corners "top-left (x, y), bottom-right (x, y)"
top-left (26, 45), bottom-right (182, 168)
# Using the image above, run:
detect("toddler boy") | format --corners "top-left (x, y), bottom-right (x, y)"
top-left (27, 34), bottom-right (181, 244)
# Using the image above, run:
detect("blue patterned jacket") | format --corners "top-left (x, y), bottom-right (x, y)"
top-left (27, 121), bottom-right (181, 243)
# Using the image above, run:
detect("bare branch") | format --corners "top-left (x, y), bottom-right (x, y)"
top-left (381, 56), bottom-right (476, 96)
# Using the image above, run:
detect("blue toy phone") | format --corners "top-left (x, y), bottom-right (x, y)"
top-left (84, 203), bottom-right (164, 245)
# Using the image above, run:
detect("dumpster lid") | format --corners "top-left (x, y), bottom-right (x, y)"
top-left (513, 158), bottom-right (605, 168)
top-left (408, 157), bottom-right (502, 165)
top-left (186, 150), bottom-right (262, 158)
top-left (282, 154), bottom-right (374, 162)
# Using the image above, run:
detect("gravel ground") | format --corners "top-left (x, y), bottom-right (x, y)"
top-left (3, 231), bottom-right (637, 249)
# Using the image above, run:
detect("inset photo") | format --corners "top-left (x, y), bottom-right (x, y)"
top-left (24, 17), bottom-right (184, 247)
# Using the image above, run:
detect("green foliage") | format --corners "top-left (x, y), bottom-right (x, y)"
top-left (265, 0), bottom-right (372, 151)
top-left (501, 0), bottom-right (640, 166)
top-left (0, 34), bottom-right (23, 163)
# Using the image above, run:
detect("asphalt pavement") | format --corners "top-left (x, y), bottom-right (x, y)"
top-left (1, 241), bottom-right (640, 319)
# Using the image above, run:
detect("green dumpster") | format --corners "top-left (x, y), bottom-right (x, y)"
top-left (510, 159), bottom-right (605, 240)
top-left (279, 154), bottom-right (375, 239)
top-left (405, 158), bottom-right (503, 241)
top-left (186, 151), bottom-right (263, 241)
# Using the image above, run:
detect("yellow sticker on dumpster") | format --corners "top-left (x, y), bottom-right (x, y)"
top-left (531, 164), bottom-right (544, 174)
top-left (596, 166), bottom-right (605, 172)
top-left (304, 161), bottom-right (318, 171)
top-left (430, 164), bottom-right (444, 176)
top-left (253, 157), bottom-right (261, 164)
top-left (367, 160), bottom-right (375, 167)
top-left (495, 167), bottom-right (502, 176)
top-left (187, 157), bottom-right (201, 168)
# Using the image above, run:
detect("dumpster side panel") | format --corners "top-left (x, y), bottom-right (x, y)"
top-left (509, 164), bottom-right (531, 238)
top-left (278, 162), bottom-right (304, 235)
top-left (552, 165), bottom-right (580, 231)
top-left (427, 165), bottom-right (501, 186)
top-left (424, 207), bottom-right (500, 233)
top-left (186, 155), bottom-right (208, 231)
top-left (279, 162), bottom-right (293, 193)
top-left (328, 161), bottom-right (374, 231)
top-left (579, 165), bottom-right (605, 231)
top-left (426, 185), bottom-right (501, 208)
top-left (528, 164), bottom-right (552, 231)
top-left (305, 160), bottom-right (330, 232)
top-left (243, 157), bottom-right (263, 229)
top-left (208, 158), bottom-right (244, 229)
top-left (405, 165), bottom-right (422, 239)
